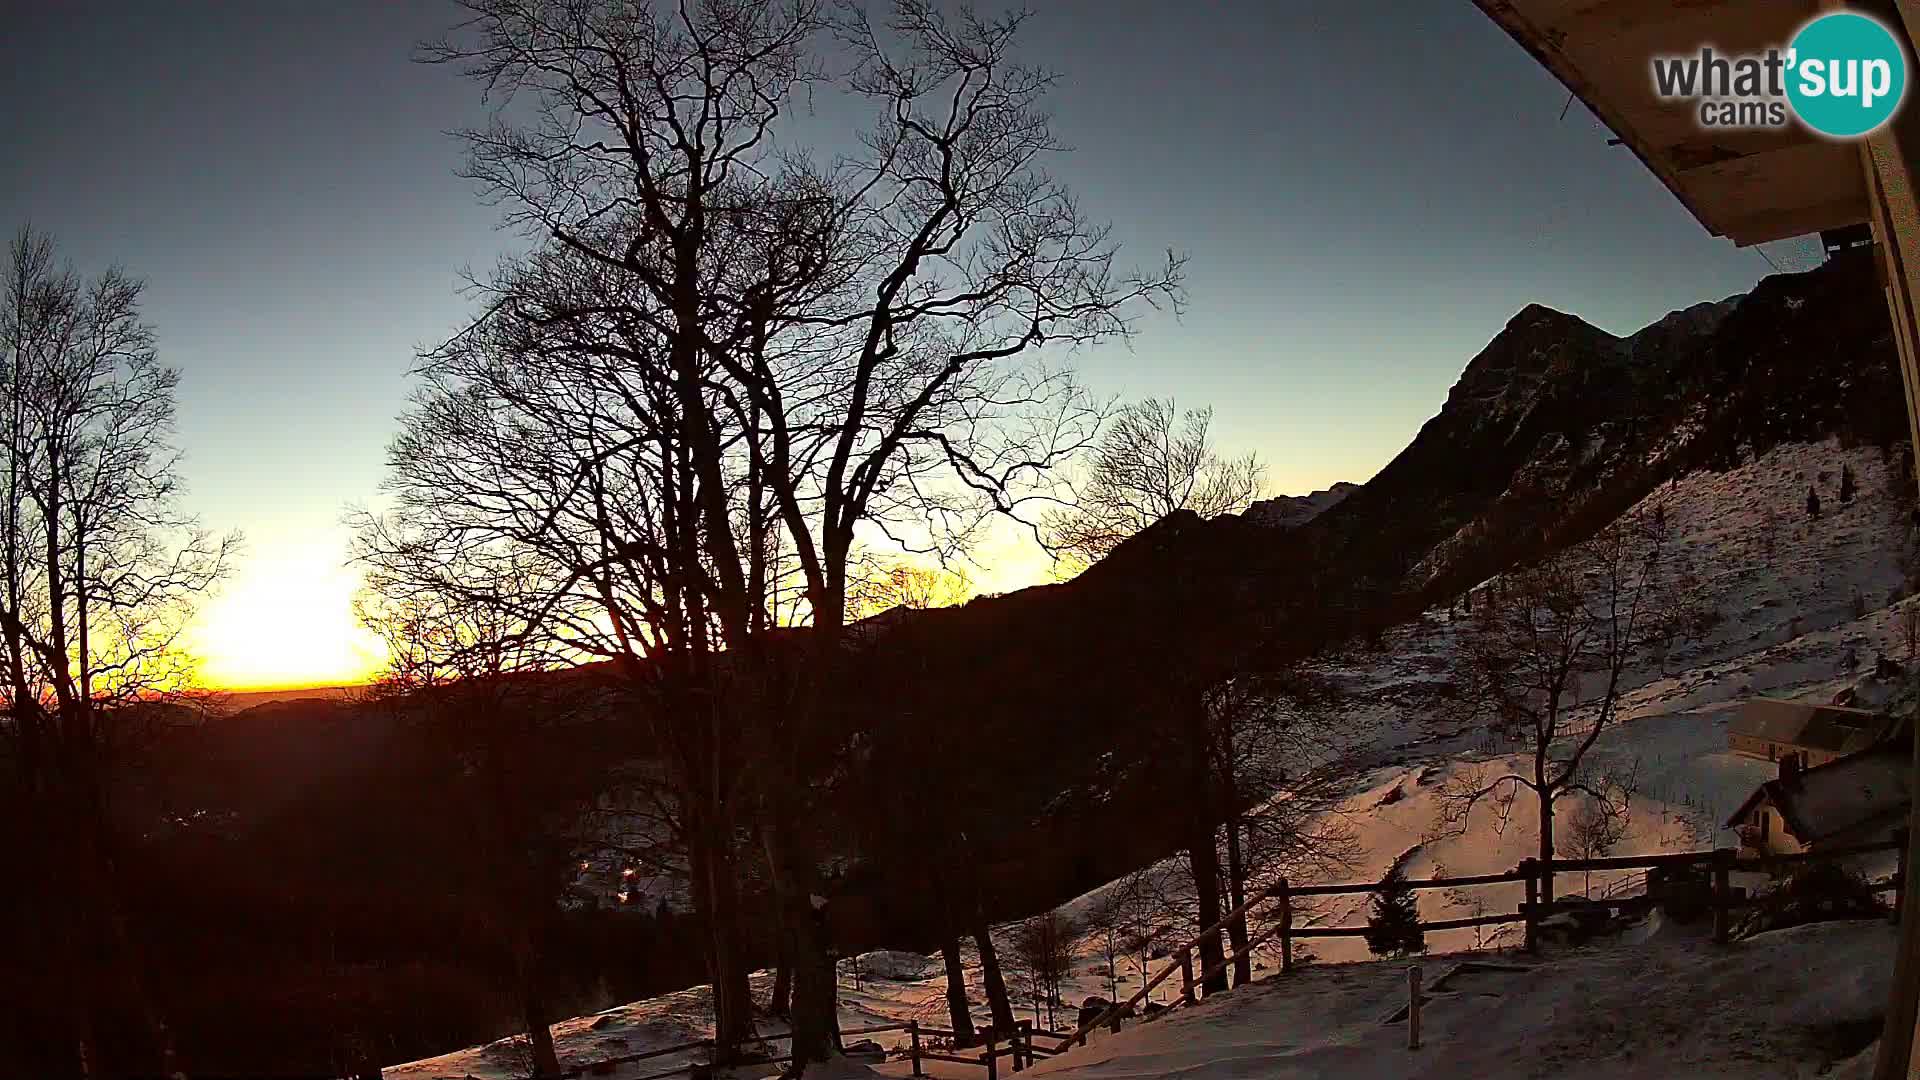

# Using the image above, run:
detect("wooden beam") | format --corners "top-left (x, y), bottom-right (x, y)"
top-left (1473, 0), bottom-right (1715, 234)
top-left (1723, 195), bottom-right (1873, 246)
top-left (1481, 0), bottom-right (1879, 244)
top-left (1679, 140), bottom-right (1866, 212)
top-left (1508, 0), bottom-right (1818, 41)
top-left (1859, 8), bottom-right (1920, 1078)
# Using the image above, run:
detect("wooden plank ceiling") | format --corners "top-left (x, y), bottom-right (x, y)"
top-left (1475, 0), bottom-right (1870, 245)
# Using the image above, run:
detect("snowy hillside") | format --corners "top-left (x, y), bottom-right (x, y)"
top-left (1011, 919), bottom-right (1893, 1080)
top-left (392, 919), bottom-right (1898, 1080)
top-left (392, 439), bottom-right (1918, 1079)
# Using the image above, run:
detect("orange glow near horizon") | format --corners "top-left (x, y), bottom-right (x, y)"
top-left (186, 534), bottom-right (385, 692)
top-left (181, 521), bottom-right (1068, 693)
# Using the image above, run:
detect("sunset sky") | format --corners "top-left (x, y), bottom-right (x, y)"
top-left (1, 1), bottom-right (1819, 690)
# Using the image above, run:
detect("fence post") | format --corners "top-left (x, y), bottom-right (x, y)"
top-left (1407, 964), bottom-right (1423, 1051)
top-left (1179, 948), bottom-right (1196, 1006)
top-left (1278, 878), bottom-right (1294, 974)
top-left (909, 1020), bottom-right (923, 1078)
top-left (985, 1032), bottom-right (998, 1080)
top-left (1712, 847), bottom-right (1734, 945)
top-left (1520, 859), bottom-right (1539, 953)
top-left (1014, 1020), bottom-right (1029, 1072)
top-left (1896, 828), bottom-right (1911, 924)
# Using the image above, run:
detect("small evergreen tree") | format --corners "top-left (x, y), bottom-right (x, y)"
top-left (1807, 485), bottom-right (1822, 520)
top-left (1840, 464), bottom-right (1857, 505)
top-left (1363, 865), bottom-right (1426, 959)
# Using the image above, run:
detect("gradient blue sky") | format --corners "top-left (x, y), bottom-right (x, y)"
top-left (1, 1), bottom-right (1820, 686)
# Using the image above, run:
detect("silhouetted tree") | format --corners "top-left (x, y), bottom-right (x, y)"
top-left (1363, 865), bottom-right (1425, 959)
top-left (354, 553), bottom-right (589, 1079)
top-left (1008, 912), bottom-right (1084, 1031)
top-left (975, 917), bottom-right (1018, 1037)
top-left (1438, 508), bottom-right (1691, 903)
top-left (1556, 784), bottom-right (1634, 898)
top-left (1042, 398), bottom-right (1264, 576)
top-left (1203, 673), bottom-right (1360, 986)
top-left (0, 226), bottom-right (237, 1078)
top-left (414, 1), bottom-right (1182, 1067)
top-left (1808, 484), bottom-right (1823, 520)
top-left (938, 934), bottom-right (975, 1046)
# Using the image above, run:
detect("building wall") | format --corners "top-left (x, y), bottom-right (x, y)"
top-left (1727, 735), bottom-right (1842, 769)
top-left (1736, 802), bottom-right (1807, 858)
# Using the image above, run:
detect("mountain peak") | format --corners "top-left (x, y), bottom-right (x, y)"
top-left (1625, 295), bottom-right (1743, 361)
top-left (1243, 482), bottom-right (1358, 529)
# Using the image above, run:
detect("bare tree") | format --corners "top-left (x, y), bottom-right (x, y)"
top-left (354, 549), bottom-right (591, 1080)
top-left (1112, 671), bottom-right (1358, 1001)
top-left (847, 559), bottom-right (973, 621)
top-left (1006, 912), bottom-right (1083, 1031)
top-left (1438, 509), bottom-right (1685, 904)
top-left (0, 226), bottom-right (235, 1077)
top-left (412, 1), bottom-right (1181, 1067)
top-left (1042, 398), bottom-right (1264, 575)
top-left (1556, 782), bottom-right (1633, 898)
top-left (1081, 885), bottom-right (1134, 1006)
top-left (1205, 674), bottom-right (1360, 985)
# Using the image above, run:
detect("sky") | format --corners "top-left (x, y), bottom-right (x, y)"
top-left (0, 1), bottom-right (1821, 689)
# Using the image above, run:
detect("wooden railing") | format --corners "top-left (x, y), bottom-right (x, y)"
top-left (1053, 833), bottom-right (1910, 1053)
top-left (393, 833), bottom-right (1909, 1080)
top-left (548, 1017), bottom-right (1057, 1080)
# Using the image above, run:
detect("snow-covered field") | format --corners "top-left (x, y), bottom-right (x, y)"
top-left (999, 918), bottom-right (1894, 1080)
top-left (393, 440), bottom-right (1916, 1080)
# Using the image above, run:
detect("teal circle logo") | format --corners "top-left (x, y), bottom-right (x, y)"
top-left (1786, 12), bottom-right (1908, 138)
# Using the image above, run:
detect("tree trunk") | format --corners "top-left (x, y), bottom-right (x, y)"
top-left (1538, 789), bottom-right (1556, 910)
top-left (764, 814), bottom-right (836, 1072)
top-left (699, 832), bottom-right (754, 1059)
top-left (70, 760), bottom-right (175, 1078)
top-left (939, 935), bottom-right (976, 1045)
top-left (972, 920), bottom-right (1016, 1036)
top-left (1223, 816), bottom-right (1251, 987)
top-left (518, 943), bottom-right (561, 1079)
top-left (770, 956), bottom-right (792, 1019)
top-left (1187, 819), bottom-right (1229, 996)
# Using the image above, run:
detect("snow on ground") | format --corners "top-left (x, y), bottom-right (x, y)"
top-left (392, 441), bottom-right (1917, 1079)
top-left (969, 919), bottom-right (1896, 1080)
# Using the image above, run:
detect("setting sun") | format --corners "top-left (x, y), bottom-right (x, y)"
top-left (16, 2), bottom-right (1920, 1078)
top-left (186, 531), bottom-right (384, 691)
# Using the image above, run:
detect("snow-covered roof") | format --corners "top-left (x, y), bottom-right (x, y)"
top-left (1726, 744), bottom-right (1911, 844)
top-left (1726, 697), bottom-right (1891, 755)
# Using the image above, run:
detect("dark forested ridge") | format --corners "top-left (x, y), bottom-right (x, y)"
top-left (6, 257), bottom-right (1898, 1076)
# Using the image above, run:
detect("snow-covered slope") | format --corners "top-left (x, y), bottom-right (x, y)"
top-left (393, 438), bottom-right (1917, 1078)
top-left (1324, 437), bottom-right (1913, 756)
top-left (1011, 919), bottom-right (1892, 1080)
top-left (392, 919), bottom-right (1897, 1079)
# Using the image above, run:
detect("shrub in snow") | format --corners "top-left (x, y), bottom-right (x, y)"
top-left (1363, 865), bottom-right (1426, 959)
top-left (1735, 862), bottom-right (1887, 940)
top-left (1648, 862), bottom-right (1714, 924)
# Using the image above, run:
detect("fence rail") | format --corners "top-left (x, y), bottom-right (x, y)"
top-left (432, 831), bottom-right (1908, 1080)
top-left (1054, 830), bottom-right (1910, 1052)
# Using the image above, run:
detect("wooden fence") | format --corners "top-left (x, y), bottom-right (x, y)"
top-left (1056, 832), bottom-right (1909, 1051)
top-left (546, 1018), bottom-right (1063, 1080)
top-left (403, 832), bottom-right (1908, 1080)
